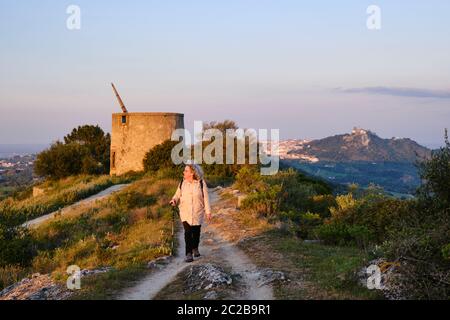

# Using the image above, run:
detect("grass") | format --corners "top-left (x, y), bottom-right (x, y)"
top-left (0, 265), bottom-right (31, 291)
top-left (216, 190), bottom-right (383, 300)
top-left (33, 177), bottom-right (176, 292)
top-left (0, 186), bottom-right (16, 201)
top-left (237, 229), bottom-right (383, 300)
top-left (270, 231), bottom-right (382, 299)
top-left (0, 173), bottom-right (139, 225)
top-left (0, 173), bottom-right (179, 298)
top-left (69, 265), bottom-right (149, 300)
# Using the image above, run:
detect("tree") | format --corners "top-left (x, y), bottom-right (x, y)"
top-left (416, 129), bottom-right (450, 205)
top-left (34, 125), bottom-right (111, 179)
top-left (385, 130), bottom-right (450, 299)
top-left (200, 120), bottom-right (260, 178)
top-left (64, 125), bottom-right (111, 174)
top-left (203, 120), bottom-right (238, 134)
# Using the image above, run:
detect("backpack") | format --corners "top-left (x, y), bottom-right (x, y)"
top-left (178, 179), bottom-right (205, 200)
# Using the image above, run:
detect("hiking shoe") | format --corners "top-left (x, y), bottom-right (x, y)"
top-left (193, 248), bottom-right (201, 258)
top-left (185, 253), bottom-right (193, 263)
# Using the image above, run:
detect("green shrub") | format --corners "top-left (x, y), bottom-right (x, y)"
top-left (234, 166), bottom-right (334, 235)
top-left (241, 184), bottom-right (282, 218)
top-left (262, 168), bottom-right (332, 215)
top-left (234, 166), bottom-right (265, 193)
top-left (0, 213), bottom-right (35, 267)
top-left (280, 211), bottom-right (322, 239)
top-left (315, 223), bottom-right (352, 246)
top-left (143, 140), bottom-right (180, 172)
top-left (375, 133), bottom-right (450, 299)
top-left (315, 223), bottom-right (374, 248)
top-left (315, 191), bottom-right (409, 247)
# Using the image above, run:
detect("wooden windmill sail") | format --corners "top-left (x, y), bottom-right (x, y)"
top-left (111, 83), bottom-right (128, 113)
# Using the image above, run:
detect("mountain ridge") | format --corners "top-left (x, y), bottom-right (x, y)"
top-left (281, 127), bottom-right (432, 163)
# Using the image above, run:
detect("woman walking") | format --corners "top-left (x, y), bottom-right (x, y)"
top-left (170, 164), bottom-right (212, 263)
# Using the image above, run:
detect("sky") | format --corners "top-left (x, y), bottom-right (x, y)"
top-left (0, 0), bottom-right (449, 148)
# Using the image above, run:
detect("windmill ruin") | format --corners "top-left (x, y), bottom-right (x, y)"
top-left (109, 83), bottom-right (184, 176)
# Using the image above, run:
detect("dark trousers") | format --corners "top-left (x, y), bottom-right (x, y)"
top-left (183, 221), bottom-right (201, 255)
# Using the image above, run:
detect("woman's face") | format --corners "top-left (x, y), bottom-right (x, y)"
top-left (183, 166), bottom-right (195, 181)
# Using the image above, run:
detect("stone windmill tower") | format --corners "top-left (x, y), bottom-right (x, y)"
top-left (110, 83), bottom-right (184, 176)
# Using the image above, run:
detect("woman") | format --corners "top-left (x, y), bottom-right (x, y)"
top-left (169, 164), bottom-right (212, 263)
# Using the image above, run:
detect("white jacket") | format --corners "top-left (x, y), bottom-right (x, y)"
top-left (171, 179), bottom-right (211, 226)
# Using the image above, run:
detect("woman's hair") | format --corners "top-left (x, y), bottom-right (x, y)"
top-left (186, 163), bottom-right (204, 181)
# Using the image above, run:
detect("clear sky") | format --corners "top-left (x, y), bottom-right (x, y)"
top-left (1, 0), bottom-right (449, 148)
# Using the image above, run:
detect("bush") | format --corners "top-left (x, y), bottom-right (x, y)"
top-left (316, 223), bottom-right (374, 248)
top-left (265, 168), bottom-right (332, 214)
top-left (234, 166), bottom-right (265, 193)
top-left (241, 184), bottom-right (282, 218)
top-left (316, 191), bottom-right (409, 247)
top-left (281, 210), bottom-right (322, 239)
top-left (382, 132), bottom-right (450, 299)
top-left (0, 213), bottom-right (35, 267)
top-left (235, 167), bottom-right (333, 224)
top-left (143, 140), bottom-right (181, 173)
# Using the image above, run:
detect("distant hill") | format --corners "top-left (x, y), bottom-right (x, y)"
top-left (284, 128), bottom-right (431, 163)
top-left (276, 128), bottom-right (433, 195)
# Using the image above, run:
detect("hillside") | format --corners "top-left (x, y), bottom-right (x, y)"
top-left (1, 181), bottom-right (381, 300)
top-left (276, 128), bottom-right (433, 194)
top-left (2, 152), bottom-right (448, 300)
top-left (281, 128), bottom-right (431, 163)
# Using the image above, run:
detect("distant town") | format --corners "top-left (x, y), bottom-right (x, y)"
top-left (0, 154), bottom-right (39, 199)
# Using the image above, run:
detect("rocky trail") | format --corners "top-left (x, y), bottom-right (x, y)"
top-left (118, 190), bottom-right (283, 300)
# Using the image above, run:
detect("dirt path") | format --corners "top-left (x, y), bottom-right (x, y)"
top-left (22, 184), bottom-right (130, 229)
top-left (118, 190), bottom-right (274, 300)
